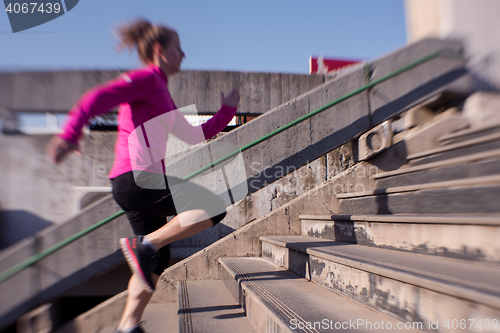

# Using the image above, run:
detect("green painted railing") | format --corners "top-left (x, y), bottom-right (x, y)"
top-left (0, 49), bottom-right (460, 284)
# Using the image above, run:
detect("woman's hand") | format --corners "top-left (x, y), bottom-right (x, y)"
top-left (46, 135), bottom-right (81, 164)
top-left (220, 88), bottom-right (240, 108)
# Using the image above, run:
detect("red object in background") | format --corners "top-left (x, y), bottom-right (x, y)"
top-left (309, 56), bottom-right (361, 75)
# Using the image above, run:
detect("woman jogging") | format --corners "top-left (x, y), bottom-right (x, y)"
top-left (47, 19), bottom-right (240, 333)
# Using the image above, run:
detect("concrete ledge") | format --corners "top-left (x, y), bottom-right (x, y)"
top-left (403, 110), bottom-right (470, 157)
top-left (0, 70), bottom-right (324, 113)
top-left (260, 236), bottom-right (500, 319)
top-left (438, 123), bottom-right (500, 144)
top-left (373, 149), bottom-right (500, 179)
top-left (340, 184), bottom-right (500, 215)
top-left (337, 174), bottom-right (500, 199)
top-left (299, 215), bottom-right (500, 263)
top-left (299, 213), bottom-right (500, 225)
top-left (463, 92), bottom-right (500, 129)
top-left (407, 131), bottom-right (500, 160)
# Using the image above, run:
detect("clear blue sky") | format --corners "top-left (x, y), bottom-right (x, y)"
top-left (0, 0), bottom-right (407, 74)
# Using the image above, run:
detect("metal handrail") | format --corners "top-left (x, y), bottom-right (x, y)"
top-left (0, 49), bottom-right (456, 284)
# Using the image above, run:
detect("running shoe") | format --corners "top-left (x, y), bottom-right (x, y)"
top-left (120, 236), bottom-right (155, 293)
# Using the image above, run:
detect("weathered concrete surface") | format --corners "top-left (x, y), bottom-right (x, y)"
top-left (1, 138), bottom-right (355, 331)
top-left (401, 104), bottom-right (435, 130)
top-left (17, 303), bottom-right (58, 333)
top-left (301, 219), bottom-right (500, 264)
top-left (0, 70), bottom-right (122, 112)
top-left (376, 155), bottom-right (500, 188)
top-left (439, 124), bottom-right (500, 146)
top-left (221, 257), bottom-right (422, 333)
top-left (0, 195), bottom-right (133, 330)
top-left (409, 135), bottom-right (500, 166)
top-left (261, 236), bottom-right (500, 328)
top-left (308, 253), bottom-right (500, 330)
top-left (56, 290), bottom-right (128, 333)
top-left (376, 163), bottom-right (468, 188)
top-left (358, 120), bottom-right (393, 161)
top-left (177, 280), bottom-right (254, 333)
top-left (340, 183), bottom-right (500, 215)
top-left (95, 303), bottom-right (179, 333)
top-left (462, 92), bottom-right (500, 128)
top-left (0, 70), bottom-right (325, 250)
top-left (368, 38), bottom-right (468, 125)
top-left (170, 153), bottom-right (329, 250)
top-left (0, 132), bottom-right (117, 226)
top-left (163, 40), bottom-right (468, 208)
top-left (168, 71), bottom-right (324, 114)
top-left (403, 109), bottom-right (470, 156)
top-left (0, 70), bottom-right (323, 113)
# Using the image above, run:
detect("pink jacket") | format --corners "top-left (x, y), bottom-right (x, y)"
top-left (60, 64), bottom-right (237, 179)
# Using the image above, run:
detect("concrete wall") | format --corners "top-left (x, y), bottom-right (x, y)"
top-left (405, 0), bottom-right (500, 90)
top-left (0, 195), bottom-right (133, 330)
top-left (0, 70), bottom-right (324, 113)
top-left (0, 132), bottom-right (117, 227)
top-left (169, 71), bottom-right (324, 114)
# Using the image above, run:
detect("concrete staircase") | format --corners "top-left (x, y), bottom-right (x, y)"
top-left (20, 37), bottom-right (480, 332)
top-left (172, 117), bottom-right (500, 333)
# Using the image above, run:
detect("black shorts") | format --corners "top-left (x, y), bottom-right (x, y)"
top-left (111, 171), bottom-right (227, 275)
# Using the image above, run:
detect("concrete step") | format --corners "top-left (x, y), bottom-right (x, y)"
top-left (373, 149), bottom-right (500, 188)
top-left (299, 214), bottom-right (500, 264)
top-left (339, 183), bottom-right (500, 215)
top-left (407, 131), bottom-right (500, 166)
top-left (219, 257), bottom-right (422, 333)
top-left (438, 123), bottom-right (500, 146)
top-left (260, 235), bottom-right (500, 328)
top-left (177, 280), bottom-right (256, 333)
top-left (99, 303), bottom-right (178, 333)
top-left (338, 174), bottom-right (500, 199)
top-left (374, 148), bottom-right (500, 179)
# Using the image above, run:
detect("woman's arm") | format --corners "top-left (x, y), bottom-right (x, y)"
top-left (171, 89), bottom-right (240, 145)
top-left (60, 70), bottom-right (155, 144)
top-left (48, 70), bottom-right (156, 163)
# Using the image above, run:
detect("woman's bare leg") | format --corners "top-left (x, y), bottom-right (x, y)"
top-left (118, 209), bottom-right (215, 331)
top-left (117, 273), bottom-right (159, 330)
top-left (145, 209), bottom-right (214, 250)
